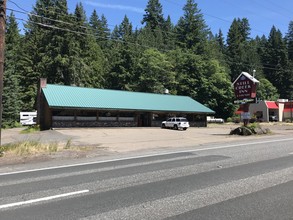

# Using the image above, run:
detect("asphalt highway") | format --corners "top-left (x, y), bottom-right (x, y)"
top-left (0, 137), bottom-right (293, 219)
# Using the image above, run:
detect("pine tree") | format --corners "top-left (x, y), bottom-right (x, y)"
top-left (226, 18), bottom-right (252, 80)
top-left (21, 0), bottom-right (56, 110)
top-left (286, 21), bottom-right (293, 61)
top-left (262, 26), bottom-right (290, 98)
top-left (87, 10), bottom-right (111, 45)
top-left (106, 16), bottom-right (138, 90)
top-left (162, 15), bottom-right (175, 50)
top-left (69, 3), bottom-right (105, 87)
top-left (3, 13), bottom-right (22, 127)
top-left (216, 29), bottom-right (225, 54)
top-left (140, 0), bottom-right (166, 50)
top-left (175, 0), bottom-right (209, 53)
top-left (142, 0), bottom-right (164, 30)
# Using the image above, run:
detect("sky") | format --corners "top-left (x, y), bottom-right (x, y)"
top-left (6, 0), bottom-right (293, 39)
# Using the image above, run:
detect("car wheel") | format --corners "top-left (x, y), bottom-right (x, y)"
top-left (161, 123), bottom-right (166, 128)
top-left (183, 128), bottom-right (187, 130)
top-left (174, 124), bottom-right (178, 130)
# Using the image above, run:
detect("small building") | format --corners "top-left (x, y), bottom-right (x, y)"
top-left (236, 100), bottom-right (293, 122)
top-left (38, 79), bottom-right (215, 130)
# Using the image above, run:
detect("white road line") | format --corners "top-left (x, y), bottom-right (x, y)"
top-left (1, 137), bottom-right (293, 176)
top-left (0, 190), bottom-right (89, 210)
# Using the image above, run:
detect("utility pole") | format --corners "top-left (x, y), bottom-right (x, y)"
top-left (0, 0), bottom-right (6, 146)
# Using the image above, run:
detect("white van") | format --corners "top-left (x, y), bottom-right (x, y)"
top-left (20, 111), bottom-right (37, 125)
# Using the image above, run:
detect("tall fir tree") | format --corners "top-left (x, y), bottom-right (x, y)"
top-left (175, 0), bottom-right (209, 54)
top-left (287, 21), bottom-right (293, 61)
top-left (142, 0), bottom-right (164, 30)
top-left (140, 0), bottom-right (166, 50)
top-left (89, 11), bottom-right (110, 48)
top-left (3, 13), bottom-right (22, 126)
top-left (216, 29), bottom-right (226, 54)
top-left (226, 18), bottom-right (252, 80)
top-left (69, 3), bottom-right (105, 87)
top-left (21, 0), bottom-right (56, 110)
top-left (162, 15), bottom-right (175, 50)
top-left (106, 16), bottom-right (140, 90)
top-left (262, 26), bottom-right (290, 98)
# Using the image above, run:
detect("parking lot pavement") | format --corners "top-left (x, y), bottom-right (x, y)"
top-left (54, 126), bottom-right (241, 152)
top-left (2, 124), bottom-right (293, 152)
top-left (1, 123), bottom-right (293, 169)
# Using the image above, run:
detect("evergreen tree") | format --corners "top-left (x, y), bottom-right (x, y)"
top-left (175, 0), bottom-right (209, 53)
top-left (44, 0), bottom-right (72, 84)
top-left (287, 21), bottom-right (293, 61)
top-left (89, 11), bottom-right (110, 49)
top-left (216, 29), bottom-right (225, 54)
top-left (21, 0), bottom-right (55, 110)
top-left (89, 9), bottom-right (99, 31)
top-left (3, 13), bottom-right (22, 127)
top-left (140, 0), bottom-right (166, 50)
top-left (118, 15), bottom-right (133, 40)
top-left (262, 26), bottom-right (290, 98)
top-left (142, 0), bottom-right (164, 30)
top-left (162, 15), bottom-right (175, 50)
top-left (255, 35), bottom-right (267, 62)
top-left (105, 16), bottom-right (138, 90)
top-left (69, 3), bottom-right (105, 87)
top-left (226, 18), bottom-right (252, 80)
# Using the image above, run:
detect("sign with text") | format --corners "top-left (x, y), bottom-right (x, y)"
top-left (234, 98), bottom-right (255, 104)
top-left (233, 73), bottom-right (258, 100)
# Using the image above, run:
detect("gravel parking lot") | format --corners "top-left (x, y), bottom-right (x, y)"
top-left (1, 123), bottom-right (293, 168)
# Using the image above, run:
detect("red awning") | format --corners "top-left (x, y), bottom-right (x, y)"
top-left (235, 105), bottom-right (244, 114)
top-left (265, 101), bottom-right (278, 109)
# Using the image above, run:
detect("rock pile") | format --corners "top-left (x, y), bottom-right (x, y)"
top-left (230, 126), bottom-right (270, 136)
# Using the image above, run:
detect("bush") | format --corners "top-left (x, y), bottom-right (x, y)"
top-left (226, 117), bottom-right (233, 123)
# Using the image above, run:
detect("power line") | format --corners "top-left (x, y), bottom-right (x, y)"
top-left (9, 14), bottom-right (289, 74)
top-left (7, 0), bottom-right (28, 13)
top-left (266, 0), bottom-right (293, 16)
top-left (7, 4), bottom-right (293, 56)
top-left (162, 0), bottom-right (268, 36)
top-left (10, 16), bottom-right (152, 50)
top-left (6, 7), bottom-right (88, 30)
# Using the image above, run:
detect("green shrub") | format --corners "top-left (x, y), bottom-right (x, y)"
top-left (226, 117), bottom-right (233, 123)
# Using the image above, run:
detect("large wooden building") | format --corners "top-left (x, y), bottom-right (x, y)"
top-left (38, 79), bottom-right (214, 130)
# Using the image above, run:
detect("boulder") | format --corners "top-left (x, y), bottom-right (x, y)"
top-left (230, 126), bottom-right (270, 136)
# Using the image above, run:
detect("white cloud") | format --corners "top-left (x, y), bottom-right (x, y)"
top-left (84, 1), bottom-right (144, 14)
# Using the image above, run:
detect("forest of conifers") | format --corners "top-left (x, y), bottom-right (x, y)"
top-left (3, 0), bottom-right (293, 127)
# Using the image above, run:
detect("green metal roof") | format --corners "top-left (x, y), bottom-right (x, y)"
top-left (42, 84), bottom-right (214, 114)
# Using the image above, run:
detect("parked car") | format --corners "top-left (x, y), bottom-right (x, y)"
top-left (161, 117), bottom-right (190, 130)
top-left (269, 115), bottom-right (278, 122)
